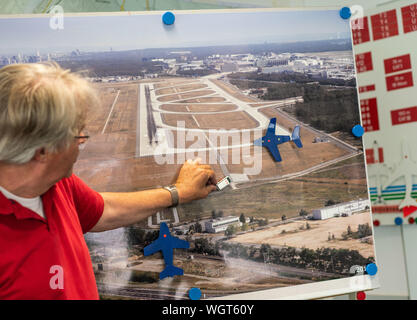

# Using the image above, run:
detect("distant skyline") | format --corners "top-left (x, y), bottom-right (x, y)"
top-left (0, 9), bottom-right (351, 55)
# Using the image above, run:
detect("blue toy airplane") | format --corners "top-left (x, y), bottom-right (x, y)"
top-left (144, 222), bottom-right (189, 280)
top-left (254, 118), bottom-right (303, 162)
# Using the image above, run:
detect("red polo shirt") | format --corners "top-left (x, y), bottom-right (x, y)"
top-left (0, 174), bottom-right (104, 300)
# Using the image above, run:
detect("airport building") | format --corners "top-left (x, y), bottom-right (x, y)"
top-left (262, 65), bottom-right (295, 73)
top-left (312, 199), bottom-right (371, 220)
top-left (205, 216), bottom-right (241, 233)
top-left (221, 62), bottom-right (238, 72)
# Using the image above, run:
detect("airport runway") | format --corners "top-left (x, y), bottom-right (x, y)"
top-left (136, 78), bottom-right (293, 159)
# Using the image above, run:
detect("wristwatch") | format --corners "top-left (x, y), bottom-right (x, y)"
top-left (163, 184), bottom-right (179, 207)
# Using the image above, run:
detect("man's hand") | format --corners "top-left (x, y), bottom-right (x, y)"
top-left (175, 158), bottom-right (217, 204)
top-left (94, 158), bottom-right (217, 232)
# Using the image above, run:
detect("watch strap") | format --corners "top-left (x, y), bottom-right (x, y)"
top-left (163, 184), bottom-right (179, 207)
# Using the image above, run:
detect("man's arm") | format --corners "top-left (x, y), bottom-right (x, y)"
top-left (90, 159), bottom-right (217, 232)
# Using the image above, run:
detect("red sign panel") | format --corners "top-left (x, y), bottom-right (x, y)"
top-left (359, 84), bottom-right (376, 93)
top-left (402, 3), bottom-right (417, 33)
top-left (371, 9), bottom-right (399, 40)
top-left (355, 52), bottom-right (373, 73)
top-left (365, 148), bottom-right (384, 164)
top-left (384, 54), bottom-right (412, 74)
top-left (386, 71), bottom-right (414, 91)
top-left (372, 205), bottom-right (401, 213)
top-left (352, 16), bottom-right (371, 45)
top-left (360, 98), bottom-right (380, 132)
top-left (391, 106), bottom-right (417, 125)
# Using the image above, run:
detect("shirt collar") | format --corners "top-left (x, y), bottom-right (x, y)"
top-left (0, 190), bottom-right (13, 214)
top-left (0, 184), bottom-right (57, 220)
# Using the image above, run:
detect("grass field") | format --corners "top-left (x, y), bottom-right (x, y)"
top-left (178, 154), bottom-right (368, 221)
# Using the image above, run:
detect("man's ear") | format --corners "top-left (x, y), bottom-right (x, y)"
top-left (33, 148), bottom-right (48, 163)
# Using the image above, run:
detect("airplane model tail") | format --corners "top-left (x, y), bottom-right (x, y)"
top-left (291, 126), bottom-right (303, 148)
top-left (160, 265), bottom-right (184, 280)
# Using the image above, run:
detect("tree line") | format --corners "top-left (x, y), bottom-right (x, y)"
top-left (229, 71), bottom-right (356, 87)
top-left (220, 242), bottom-right (374, 275)
top-left (294, 84), bottom-right (360, 134)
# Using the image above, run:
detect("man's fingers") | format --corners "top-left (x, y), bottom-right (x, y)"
top-left (188, 157), bottom-right (202, 165)
top-left (196, 168), bottom-right (215, 184)
top-left (184, 160), bottom-right (214, 172)
top-left (198, 164), bottom-right (213, 170)
top-left (206, 184), bottom-right (217, 194)
top-left (208, 174), bottom-right (217, 186)
top-left (204, 169), bottom-right (217, 185)
top-left (203, 168), bottom-right (216, 179)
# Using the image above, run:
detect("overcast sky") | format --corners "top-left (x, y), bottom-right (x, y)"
top-left (0, 9), bottom-right (351, 54)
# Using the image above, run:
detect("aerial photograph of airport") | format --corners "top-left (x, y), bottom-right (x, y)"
top-left (0, 9), bottom-right (376, 299)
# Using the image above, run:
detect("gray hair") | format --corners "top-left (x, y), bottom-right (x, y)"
top-left (0, 63), bottom-right (98, 164)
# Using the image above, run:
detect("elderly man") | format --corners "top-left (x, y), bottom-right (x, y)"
top-left (0, 63), bottom-right (217, 300)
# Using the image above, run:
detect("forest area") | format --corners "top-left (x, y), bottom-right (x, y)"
top-left (229, 71), bottom-right (359, 134)
top-left (292, 84), bottom-right (360, 134)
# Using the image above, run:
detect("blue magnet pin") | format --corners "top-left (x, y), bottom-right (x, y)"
top-left (340, 7), bottom-right (351, 19)
top-left (366, 263), bottom-right (378, 276)
top-left (162, 11), bottom-right (175, 25)
top-left (352, 124), bottom-right (364, 137)
top-left (143, 223), bottom-right (189, 280)
top-left (395, 217), bottom-right (403, 225)
top-left (189, 287), bottom-right (202, 300)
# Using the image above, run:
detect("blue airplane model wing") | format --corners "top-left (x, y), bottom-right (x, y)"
top-left (171, 237), bottom-right (190, 249)
top-left (143, 240), bottom-right (162, 256)
top-left (265, 144), bottom-right (282, 162)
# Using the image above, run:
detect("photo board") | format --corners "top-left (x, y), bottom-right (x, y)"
top-left (351, 0), bottom-right (417, 227)
top-left (350, 0), bottom-right (417, 300)
top-left (0, 7), bottom-right (379, 299)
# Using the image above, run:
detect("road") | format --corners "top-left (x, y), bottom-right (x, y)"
top-left (236, 151), bottom-right (362, 190)
top-left (222, 255), bottom-right (341, 280)
top-left (274, 107), bottom-right (359, 153)
top-left (97, 283), bottom-right (188, 300)
top-left (97, 281), bottom-right (227, 300)
top-left (101, 89), bottom-right (120, 134)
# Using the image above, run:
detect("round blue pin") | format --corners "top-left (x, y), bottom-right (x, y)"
top-left (366, 263), bottom-right (378, 276)
top-left (162, 11), bottom-right (175, 25)
top-left (189, 287), bottom-right (201, 300)
top-left (395, 217), bottom-right (403, 225)
top-left (352, 124), bottom-right (365, 137)
top-left (340, 7), bottom-right (351, 19)
top-left (352, 124), bottom-right (364, 137)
